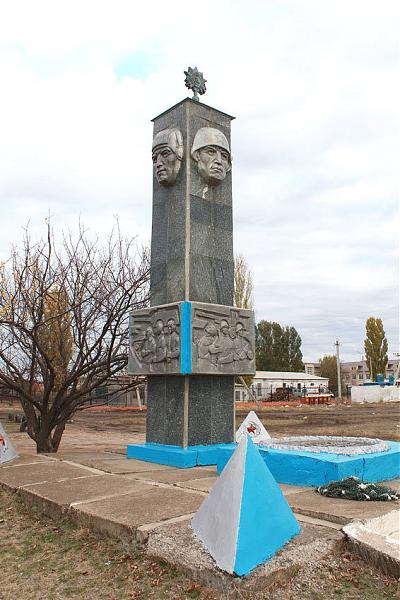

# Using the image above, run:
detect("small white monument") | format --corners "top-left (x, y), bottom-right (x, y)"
top-left (0, 422), bottom-right (18, 464)
top-left (236, 410), bottom-right (271, 444)
top-left (191, 435), bottom-right (300, 576)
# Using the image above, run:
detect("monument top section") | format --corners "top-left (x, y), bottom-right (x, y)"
top-left (151, 97), bottom-right (235, 123)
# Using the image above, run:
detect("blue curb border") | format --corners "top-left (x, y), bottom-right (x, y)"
top-left (127, 442), bottom-right (236, 468)
top-left (216, 441), bottom-right (400, 486)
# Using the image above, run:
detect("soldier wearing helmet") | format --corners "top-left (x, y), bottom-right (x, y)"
top-left (191, 127), bottom-right (231, 185)
top-left (196, 321), bottom-right (221, 369)
top-left (234, 321), bottom-right (254, 362)
top-left (152, 128), bottom-right (184, 186)
top-left (217, 318), bottom-right (235, 365)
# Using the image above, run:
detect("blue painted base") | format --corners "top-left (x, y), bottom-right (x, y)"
top-left (127, 442), bottom-right (236, 468)
top-left (216, 441), bottom-right (400, 487)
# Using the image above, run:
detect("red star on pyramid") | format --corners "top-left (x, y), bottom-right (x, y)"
top-left (247, 424), bottom-right (257, 434)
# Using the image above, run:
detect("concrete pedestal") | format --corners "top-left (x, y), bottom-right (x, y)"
top-left (146, 375), bottom-right (234, 447)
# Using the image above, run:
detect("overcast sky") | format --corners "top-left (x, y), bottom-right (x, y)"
top-left (0, 0), bottom-right (398, 362)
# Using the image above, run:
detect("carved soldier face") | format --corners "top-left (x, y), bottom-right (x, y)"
top-left (205, 323), bottom-right (217, 338)
top-left (167, 319), bottom-right (176, 333)
top-left (191, 127), bottom-right (231, 185)
top-left (236, 323), bottom-right (245, 337)
top-left (153, 319), bottom-right (164, 334)
top-left (220, 320), bottom-right (230, 336)
top-left (145, 327), bottom-right (154, 340)
top-left (152, 128), bottom-right (183, 186)
top-left (196, 146), bottom-right (231, 183)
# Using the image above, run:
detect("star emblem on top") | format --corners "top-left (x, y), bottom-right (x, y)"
top-left (247, 423), bottom-right (257, 434)
top-left (184, 67), bottom-right (207, 102)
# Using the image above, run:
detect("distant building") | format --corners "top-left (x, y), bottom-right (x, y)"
top-left (304, 362), bottom-right (321, 376)
top-left (304, 358), bottom-right (400, 387)
top-left (235, 371), bottom-right (329, 402)
top-left (88, 375), bottom-right (146, 407)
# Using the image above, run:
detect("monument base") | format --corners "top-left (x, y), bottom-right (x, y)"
top-left (216, 441), bottom-right (400, 487)
top-left (127, 442), bottom-right (235, 469)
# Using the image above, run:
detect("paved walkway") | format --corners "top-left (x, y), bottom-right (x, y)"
top-left (1, 424), bottom-right (399, 589)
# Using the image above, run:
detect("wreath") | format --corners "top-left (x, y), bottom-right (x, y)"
top-left (316, 477), bottom-right (399, 501)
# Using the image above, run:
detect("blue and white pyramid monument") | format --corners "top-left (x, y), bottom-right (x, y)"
top-left (191, 435), bottom-right (301, 576)
top-left (236, 410), bottom-right (271, 444)
top-left (0, 422), bottom-right (18, 464)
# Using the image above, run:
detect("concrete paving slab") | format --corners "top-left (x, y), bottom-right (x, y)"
top-left (71, 485), bottom-right (205, 542)
top-left (74, 457), bottom-right (176, 474)
top-left (122, 467), bottom-right (216, 484)
top-left (177, 479), bottom-right (310, 495)
top-left (288, 489), bottom-right (399, 525)
top-left (294, 513), bottom-right (343, 531)
top-left (195, 465), bottom-right (217, 473)
top-left (146, 520), bottom-right (343, 592)
top-left (344, 510), bottom-right (400, 578)
top-left (0, 461), bottom-right (95, 490)
top-left (50, 451), bottom-right (121, 461)
top-left (22, 474), bottom-right (144, 507)
top-left (176, 477), bottom-right (217, 493)
top-left (0, 455), bottom-right (54, 468)
top-left (381, 478), bottom-right (400, 493)
top-left (279, 483), bottom-right (308, 496)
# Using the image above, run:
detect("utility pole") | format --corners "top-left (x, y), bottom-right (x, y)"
top-left (394, 352), bottom-right (400, 382)
top-left (335, 339), bottom-right (342, 402)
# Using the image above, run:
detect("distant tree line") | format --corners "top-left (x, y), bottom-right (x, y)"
top-left (256, 321), bottom-right (303, 372)
top-left (318, 317), bottom-right (390, 393)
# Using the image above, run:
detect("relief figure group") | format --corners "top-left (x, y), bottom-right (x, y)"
top-left (195, 319), bottom-right (253, 372)
top-left (133, 318), bottom-right (180, 372)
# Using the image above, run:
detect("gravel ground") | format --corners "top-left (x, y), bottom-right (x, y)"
top-left (146, 520), bottom-right (400, 599)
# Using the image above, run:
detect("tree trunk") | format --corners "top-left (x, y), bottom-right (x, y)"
top-left (35, 422), bottom-right (65, 453)
top-left (21, 404), bottom-right (67, 454)
top-left (36, 433), bottom-right (57, 453)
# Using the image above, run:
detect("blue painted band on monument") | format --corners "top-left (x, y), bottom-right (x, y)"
top-left (216, 441), bottom-right (400, 486)
top-left (180, 301), bottom-right (192, 374)
top-left (127, 442), bottom-right (235, 468)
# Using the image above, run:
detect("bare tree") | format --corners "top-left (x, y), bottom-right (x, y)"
top-left (234, 254), bottom-right (254, 310)
top-left (234, 254), bottom-right (255, 395)
top-left (0, 221), bottom-right (149, 453)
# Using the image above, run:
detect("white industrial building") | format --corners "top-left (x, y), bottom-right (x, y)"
top-left (235, 371), bottom-right (330, 402)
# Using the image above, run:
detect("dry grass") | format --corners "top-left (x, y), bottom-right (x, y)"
top-left (0, 487), bottom-right (218, 600)
top-left (1, 487), bottom-right (399, 600)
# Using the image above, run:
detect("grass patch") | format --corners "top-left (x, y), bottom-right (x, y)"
top-left (1, 486), bottom-right (399, 599)
top-left (0, 487), bottom-right (218, 600)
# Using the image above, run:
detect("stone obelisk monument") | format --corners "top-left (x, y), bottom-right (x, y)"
top-left (127, 69), bottom-right (255, 466)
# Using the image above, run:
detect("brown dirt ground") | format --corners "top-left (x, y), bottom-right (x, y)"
top-left (61, 402), bottom-right (400, 441)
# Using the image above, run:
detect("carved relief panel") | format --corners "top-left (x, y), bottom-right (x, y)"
top-left (191, 302), bottom-right (255, 375)
top-left (128, 301), bottom-right (255, 376)
top-left (129, 303), bottom-right (181, 375)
